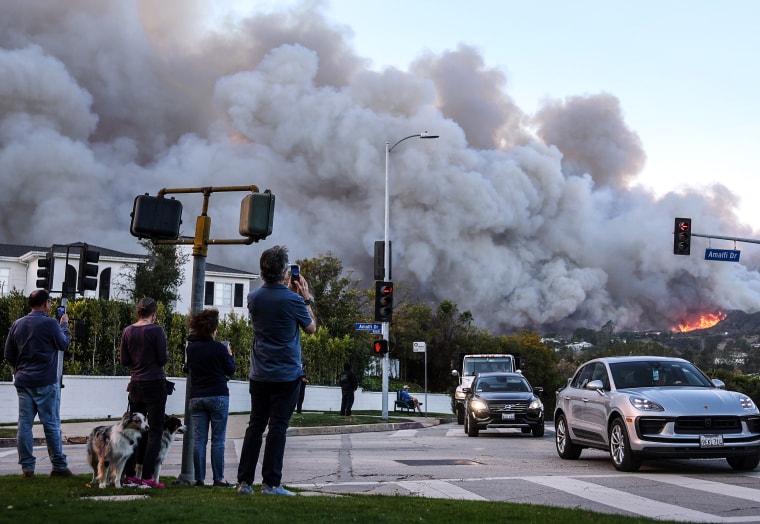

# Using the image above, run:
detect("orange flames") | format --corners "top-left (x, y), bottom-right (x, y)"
top-left (674, 311), bottom-right (727, 332)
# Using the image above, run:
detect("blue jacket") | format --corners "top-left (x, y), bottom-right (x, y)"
top-left (247, 283), bottom-right (311, 382)
top-left (4, 311), bottom-right (71, 388)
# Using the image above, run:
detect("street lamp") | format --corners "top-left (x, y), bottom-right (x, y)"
top-left (381, 131), bottom-right (439, 420)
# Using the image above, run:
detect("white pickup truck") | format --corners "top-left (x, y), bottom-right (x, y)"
top-left (451, 354), bottom-right (524, 424)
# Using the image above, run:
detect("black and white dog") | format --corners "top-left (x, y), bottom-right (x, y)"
top-left (135, 415), bottom-right (186, 483)
top-left (86, 412), bottom-right (149, 489)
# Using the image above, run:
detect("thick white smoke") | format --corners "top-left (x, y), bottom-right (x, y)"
top-left (1, 0), bottom-right (758, 333)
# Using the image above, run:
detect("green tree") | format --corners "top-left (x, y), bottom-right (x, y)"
top-left (127, 240), bottom-right (187, 305)
top-left (296, 252), bottom-right (365, 339)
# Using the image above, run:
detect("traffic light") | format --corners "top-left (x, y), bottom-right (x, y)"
top-left (36, 249), bottom-right (55, 290)
top-left (674, 217), bottom-right (692, 255)
top-left (374, 280), bottom-right (394, 322)
top-left (77, 243), bottom-right (100, 293)
top-left (239, 190), bottom-right (275, 241)
top-left (373, 339), bottom-right (389, 355)
top-left (130, 194), bottom-right (183, 240)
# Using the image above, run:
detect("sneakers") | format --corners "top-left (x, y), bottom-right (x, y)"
top-left (237, 481), bottom-right (253, 495)
top-left (139, 478), bottom-right (164, 489)
top-left (213, 480), bottom-right (236, 488)
top-left (124, 476), bottom-right (141, 487)
top-left (50, 468), bottom-right (74, 478)
top-left (21, 470), bottom-right (34, 479)
top-left (262, 483), bottom-right (295, 496)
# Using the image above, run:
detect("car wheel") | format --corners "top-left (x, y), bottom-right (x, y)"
top-left (466, 413), bottom-right (479, 437)
top-left (555, 413), bottom-right (582, 460)
top-left (463, 412), bottom-right (469, 434)
top-left (727, 455), bottom-right (760, 471)
top-left (532, 423), bottom-right (545, 438)
top-left (609, 418), bottom-right (641, 472)
top-left (457, 405), bottom-right (465, 425)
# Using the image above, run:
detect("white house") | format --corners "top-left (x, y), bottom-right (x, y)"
top-left (0, 243), bottom-right (258, 317)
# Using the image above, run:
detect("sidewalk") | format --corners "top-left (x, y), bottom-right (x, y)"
top-left (1, 413), bottom-right (452, 448)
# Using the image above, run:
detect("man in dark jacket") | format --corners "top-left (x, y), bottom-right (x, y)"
top-left (339, 362), bottom-right (359, 416)
top-left (4, 289), bottom-right (73, 478)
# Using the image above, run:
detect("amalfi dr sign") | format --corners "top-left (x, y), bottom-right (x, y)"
top-left (705, 248), bottom-right (741, 262)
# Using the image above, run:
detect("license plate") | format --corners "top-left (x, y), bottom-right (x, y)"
top-left (700, 434), bottom-right (724, 448)
top-left (502, 413), bottom-right (515, 421)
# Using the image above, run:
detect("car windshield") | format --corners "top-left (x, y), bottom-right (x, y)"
top-left (464, 358), bottom-right (513, 376)
top-left (609, 361), bottom-right (713, 388)
top-left (475, 376), bottom-right (530, 393)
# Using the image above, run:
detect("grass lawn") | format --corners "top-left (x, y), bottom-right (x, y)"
top-left (0, 474), bottom-right (676, 524)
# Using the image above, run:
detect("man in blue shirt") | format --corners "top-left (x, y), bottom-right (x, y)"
top-left (237, 246), bottom-right (316, 496)
top-left (4, 289), bottom-right (73, 478)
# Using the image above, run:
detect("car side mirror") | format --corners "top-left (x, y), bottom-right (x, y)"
top-left (533, 386), bottom-right (543, 396)
top-left (586, 379), bottom-right (605, 391)
top-left (712, 378), bottom-right (726, 389)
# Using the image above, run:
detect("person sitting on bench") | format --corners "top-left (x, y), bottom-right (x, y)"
top-left (400, 385), bottom-right (423, 414)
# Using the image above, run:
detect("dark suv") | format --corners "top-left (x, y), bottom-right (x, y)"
top-left (463, 372), bottom-right (544, 437)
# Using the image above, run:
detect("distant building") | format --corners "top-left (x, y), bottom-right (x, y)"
top-left (565, 341), bottom-right (594, 353)
top-left (0, 243), bottom-right (258, 318)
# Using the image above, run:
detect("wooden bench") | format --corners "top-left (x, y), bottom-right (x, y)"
top-left (394, 390), bottom-right (415, 413)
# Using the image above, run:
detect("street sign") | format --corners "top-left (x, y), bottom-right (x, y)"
top-left (413, 341), bottom-right (426, 353)
top-left (705, 249), bottom-right (741, 262)
top-left (355, 322), bottom-right (383, 334)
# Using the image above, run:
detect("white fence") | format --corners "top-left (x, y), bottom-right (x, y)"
top-left (0, 376), bottom-right (453, 423)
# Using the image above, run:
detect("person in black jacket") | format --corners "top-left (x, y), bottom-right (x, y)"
top-left (186, 308), bottom-right (236, 487)
top-left (339, 362), bottom-right (359, 416)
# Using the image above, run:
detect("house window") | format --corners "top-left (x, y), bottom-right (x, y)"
top-left (0, 267), bottom-right (9, 296)
top-left (204, 282), bottom-right (214, 306)
top-left (234, 283), bottom-right (244, 307)
top-left (215, 283), bottom-right (232, 307)
top-left (99, 268), bottom-right (111, 300)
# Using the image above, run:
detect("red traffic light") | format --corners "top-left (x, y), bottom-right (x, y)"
top-left (373, 339), bottom-right (389, 355)
top-left (673, 217), bottom-right (692, 256)
top-left (374, 281), bottom-right (394, 322)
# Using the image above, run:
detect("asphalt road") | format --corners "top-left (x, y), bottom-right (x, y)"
top-left (4, 417), bottom-right (760, 522)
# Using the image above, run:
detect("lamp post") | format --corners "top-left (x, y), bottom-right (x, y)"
top-left (382, 132), bottom-right (438, 420)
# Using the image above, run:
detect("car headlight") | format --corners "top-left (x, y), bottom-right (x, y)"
top-left (629, 396), bottom-right (664, 411)
top-left (455, 390), bottom-right (466, 400)
top-left (529, 398), bottom-right (543, 410)
top-left (739, 395), bottom-right (757, 411)
top-left (470, 399), bottom-right (488, 412)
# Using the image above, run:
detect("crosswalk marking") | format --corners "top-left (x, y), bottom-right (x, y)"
top-left (397, 480), bottom-right (487, 500)
top-left (527, 476), bottom-right (755, 523)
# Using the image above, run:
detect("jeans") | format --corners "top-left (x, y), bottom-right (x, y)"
top-left (190, 395), bottom-right (230, 482)
top-left (237, 379), bottom-right (300, 487)
top-left (125, 379), bottom-right (167, 479)
top-left (16, 383), bottom-right (68, 472)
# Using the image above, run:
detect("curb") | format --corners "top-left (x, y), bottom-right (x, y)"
top-left (0, 418), bottom-right (456, 448)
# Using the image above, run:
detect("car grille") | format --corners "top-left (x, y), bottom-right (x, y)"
top-left (674, 416), bottom-right (741, 433)
top-left (487, 400), bottom-right (529, 413)
top-left (746, 416), bottom-right (760, 433)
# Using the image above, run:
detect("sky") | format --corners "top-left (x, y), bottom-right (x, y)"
top-left (3, 0), bottom-right (760, 334)
top-left (228, 0), bottom-right (760, 230)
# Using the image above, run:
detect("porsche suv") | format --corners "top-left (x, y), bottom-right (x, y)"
top-left (463, 372), bottom-right (544, 437)
top-left (554, 356), bottom-right (760, 471)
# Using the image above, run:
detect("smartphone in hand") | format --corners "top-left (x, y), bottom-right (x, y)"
top-left (290, 264), bottom-right (300, 283)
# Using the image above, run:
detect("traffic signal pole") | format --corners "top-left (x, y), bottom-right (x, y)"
top-left (132, 185), bottom-right (276, 485)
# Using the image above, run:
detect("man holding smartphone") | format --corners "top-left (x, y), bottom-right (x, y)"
top-left (237, 245), bottom-right (316, 497)
top-left (4, 289), bottom-right (73, 478)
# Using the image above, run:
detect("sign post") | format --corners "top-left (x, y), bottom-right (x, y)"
top-left (413, 342), bottom-right (427, 417)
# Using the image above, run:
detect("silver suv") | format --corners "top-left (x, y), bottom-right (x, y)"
top-left (554, 356), bottom-right (760, 471)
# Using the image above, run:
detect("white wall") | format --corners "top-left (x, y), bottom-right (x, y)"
top-left (0, 377), bottom-right (453, 423)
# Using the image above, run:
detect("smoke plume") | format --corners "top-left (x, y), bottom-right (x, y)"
top-left (1, 0), bottom-right (757, 333)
